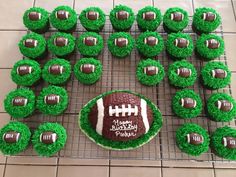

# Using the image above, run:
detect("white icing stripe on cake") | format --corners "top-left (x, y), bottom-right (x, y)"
top-left (109, 104), bottom-right (138, 117)
top-left (96, 98), bottom-right (104, 135)
top-left (141, 99), bottom-right (149, 133)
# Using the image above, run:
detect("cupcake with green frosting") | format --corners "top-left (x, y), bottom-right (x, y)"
top-left (176, 123), bottom-right (210, 156)
top-left (77, 32), bottom-right (104, 57)
top-left (79, 7), bottom-right (106, 32)
top-left (172, 89), bottom-right (202, 119)
top-left (193, 7), bottom-right (221, 34)
top-left (50, 6), bottom-right (77, 32)
top-left (11, 59), bottom-right (41, 86)
top-left (74, 58), bottom-right (102, 85)
top-left (201, 61), bottom-right (231, 89)
top-left (108, 32), bottom-right (135, 58)
top-left (136, 59), bottom-right (165, 86)
top-left (207, 93), bottom-right (236, 122)
top-left (0, 122), bottom-right (31, 155)
top-left (168, 60), bottom-right (197, 88)
top-left (48, 32), bottom-right (76, 58)
top-left (109, 5), bottom-right (135, 31)
top-left (37, 86), bottom-right (68, 115)
top-left (18, 33), bottom-right (47, 59)
top-left (136, 31), bottom-right (164, 58)
top-left (196, 34), bottom-right (224, 61)
top-left (4, 88), bottom-right (35, 119)
top-left (211, 126), bottom-right (236, 160)
top-left (32, 122), bottom-right (67, 157)
top-left (23, 7), bottom-right (49, 33)
top-left (42, 58), bottom-right (71, 85)
top-left (166, 32), bottom-right (193, 60)
top-left (136, 6), bottom-right (162, 31)
top-left (163, 7), bottom-right (189, 33)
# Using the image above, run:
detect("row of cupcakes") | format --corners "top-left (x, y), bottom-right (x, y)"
top-left (0, 121), bottom-right (67, 156)
top-left (11, 58), bottom-right (102, 86)
top-left (176, 123), bottom-right (236, 160)
top-left (4, 86), bottom-right (69, 118)
top-left (172, 89), bottom-right (236, 122)
top-left (23, 5), bottom-right (221, 33)
top-left (19, 31), bottom-right (225, 60)
top-left (138, 60), bottom-right (231, 89)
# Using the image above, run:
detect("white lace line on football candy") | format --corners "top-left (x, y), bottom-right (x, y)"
top-left (40, 133), bottom-right (57, 143)
top-left (109, 104), bottom-right (138, 117)
top-left (216, 100), bottom-right (233, 110)
top-left (80, 64), bottom-right (95, 72)
top-left (143, 66), bottom-right (158, 75)
top-left (96, 98), bottom-right (105, 135)
top-left (186, 133), bottom-right (204, 143)
top-left (222, 137), bottom-right (236, 147)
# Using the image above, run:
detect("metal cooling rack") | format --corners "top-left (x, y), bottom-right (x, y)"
top-left (12, 16), bottom-right (236, 163)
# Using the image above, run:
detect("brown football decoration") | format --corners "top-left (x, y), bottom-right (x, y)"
top-left (142, 11), bottom-right (156, 20)
top-left (116, 10), bottom-right (129, 20)
top-left (211, 69), bottom-right (227, 79)
top-left (180, 98), bottom-right (197, 109)
top-left (28, 12), bottom-right (41, 21)
top-left (222, 137), bottom-right (236, 149)
top-left (114, 37), bottom-right (128, 47)
top-left (80, 64), bottom-right (95, 74)
top-left (3, 131), bottom-right (21, 143)
top-left (12, 97), bottom-right (28, 106)
top-left (86, 11), bottom-right (99, 20)
top-left (40, 131), bottom-right (57, 144)
top-left (54, 37), bottom-right (68, 47)
top-left (143, 66), bottom-right (158, 76)
top-left (205, 39), bottom-right (220, 49)
top-left (56, 10), bottom-right (70, 20)
top-left (83, 36), bottom-right (97, 46)
top-left (17, 65), bottom-right (33, 76)
top-left (170, 12), bottom-right (184, 21)
top-left (215, 100), bottom-right (233, 112)
top-left (186, 133), bottom-right (204, 145)
top-left (89, 92), bottom-right (153, 141)
top-left (44, 94), bottom-right (60, 105)
top-left (173, 38), bottom-right (189, 48)
top-left (202, 12), bottom-right (216, 22)
top-left (176, 67), bottom-right (192, 78)
top-left (48, 64), bottom-right (64, 75)
top-left (144, 36), bottom-right (158, 46)
top-left (23, 39), bottom-right (38, 48)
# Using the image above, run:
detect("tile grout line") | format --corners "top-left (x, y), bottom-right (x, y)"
top-left (191, 0), bottom-right (195, 14)
top-left (2, 163), bottom-right (236, 169)
top-left (231, 0), bottom-right (236, 21)
top-left (108, 159), bottom-right (111, 177)
top-left (161, 165), bottom-right (163, 177)
top-left (33, 0), bottom-right (36, 7)
top-left (72, 0), bottom-right (75, 9)
top-left (2, 163), bottom-right (6, 177)
top-left (55, 158), bottom-right (59, 177)
top-left (213, 163), bottom-right (216, 177)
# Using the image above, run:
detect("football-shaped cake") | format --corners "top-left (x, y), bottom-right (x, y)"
top-left (79, 90), bottom-right (163, 150)
top-left (89, 92), bottom-right (153, 141)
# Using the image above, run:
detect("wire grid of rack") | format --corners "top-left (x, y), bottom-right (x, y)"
top-left (12, 16), bottom-right (236, 163)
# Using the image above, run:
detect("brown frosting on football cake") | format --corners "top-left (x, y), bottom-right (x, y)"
top-left (89, 92), bottom-right (153, 141)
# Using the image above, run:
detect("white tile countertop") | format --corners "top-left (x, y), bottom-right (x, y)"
top-left (0, 0), bottom-right (236, 177)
